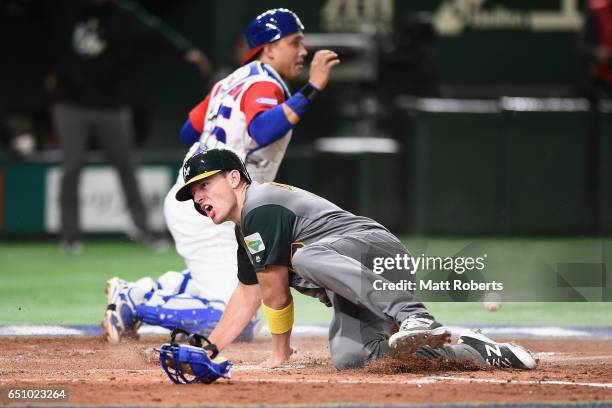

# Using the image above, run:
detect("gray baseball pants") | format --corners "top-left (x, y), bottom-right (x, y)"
top-left (291, 230), bottom-right (484, 369)
top-left (53, 103), bottom-right (149, 242)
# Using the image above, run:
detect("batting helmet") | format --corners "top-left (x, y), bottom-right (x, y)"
top-left (243, 8), bottom-right (305, 63)
top-left (175, 148), bottom-right (252, 203)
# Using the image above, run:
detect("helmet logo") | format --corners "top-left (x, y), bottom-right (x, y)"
top-left (183, 165), bottom-right (191, 180)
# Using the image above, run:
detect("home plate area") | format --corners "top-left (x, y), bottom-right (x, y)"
top-left (0, 327), bottom-right (611, 406)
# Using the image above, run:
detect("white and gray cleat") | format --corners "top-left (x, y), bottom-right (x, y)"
top-left (458, 329), bottom-right (537, 370)
top-left (389, 313), bottom-right (451, 357)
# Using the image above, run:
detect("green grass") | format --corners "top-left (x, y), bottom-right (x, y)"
top-left (0, 241), bottom-right (185, 324)
top-left (0, 238), bottom-right (611, 326)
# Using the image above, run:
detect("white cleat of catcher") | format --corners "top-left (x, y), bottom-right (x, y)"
top-left (102, 277), bottom-right (140, 343)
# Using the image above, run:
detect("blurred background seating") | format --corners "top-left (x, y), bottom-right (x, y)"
top-left (1, 0), bottom-right (608, 237)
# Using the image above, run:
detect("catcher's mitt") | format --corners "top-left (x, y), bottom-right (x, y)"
top-left (157, 329), bottom-right (232, 384)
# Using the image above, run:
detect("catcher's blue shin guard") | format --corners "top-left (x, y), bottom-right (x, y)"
top-left (158, 344), bottom-right (232, 384)
top-left (136, 294), bottom-right (225, 336)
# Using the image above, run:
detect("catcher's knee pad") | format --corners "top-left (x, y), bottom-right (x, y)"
top-left (158, 343), bottom-right (231, 384)
top-left (155, 270), bottom-right (186, 293)
top-left (156, 270), bottom-right (205, 296)
top-left (135, 293), bottom-right (225, 336)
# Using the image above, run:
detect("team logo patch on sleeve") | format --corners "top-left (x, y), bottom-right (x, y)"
top-left (255, 97), bottom-right (278, 106)
top-left (244, 232), bottom-right (266, 254)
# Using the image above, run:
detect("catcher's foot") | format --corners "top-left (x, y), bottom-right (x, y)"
top-left (102, 278), bottom-right (140, 343)
top-left (102, 304), bottom-right (140, 343)
top-left (388, 313), bottom-right (451, 357)
top-left (458, 329), bottom-right (537, 370)
top-left (102, 308), bottom-right (123, 343)
top-left (105, 277), bottom-right (129, 305)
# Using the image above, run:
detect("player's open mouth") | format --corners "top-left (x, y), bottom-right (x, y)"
top-left (203, 204), bottom-right (213, 216)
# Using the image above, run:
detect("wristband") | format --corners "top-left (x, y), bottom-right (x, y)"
top-left (284, 83), bottom-right (320, 118)
top-left (299, 82), bottom-right (320, 101)
top-left (262, 300), bottom-right (294, 334)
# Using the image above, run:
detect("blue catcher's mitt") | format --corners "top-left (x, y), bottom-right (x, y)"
top-left (157, 329), bottom-right (232, 384)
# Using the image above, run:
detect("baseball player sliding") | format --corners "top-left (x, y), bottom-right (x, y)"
top-left (175, 149), bottom-right (537, 370)
top-left (102, 8), bottom-right (340, 342)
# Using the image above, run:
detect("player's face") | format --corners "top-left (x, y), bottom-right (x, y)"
top-left (267, 32), bottom-right (307, 80)
top-left (190, 172), bottom-right (237, 224)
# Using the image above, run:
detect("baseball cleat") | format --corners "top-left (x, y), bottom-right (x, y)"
top-left (102, 278), bottom-right (140, 343)
top-left (102, 308), bottom-right (123, 343)
top-left (105, 277), bottom-right (129, 305)
top-left (389, 313), bottom-right (451, 357)
top-left (102, 303), bottom-right (141, 343)
top-left (458, 329), bottom-right (537, 370)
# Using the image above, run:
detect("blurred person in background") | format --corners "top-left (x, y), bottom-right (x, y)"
top-left (581, 0), bottom-right (612, 94)
top-left (579, 0), bottom-right (612, 233)
top-left (42, 0), bottom-right (213, 253)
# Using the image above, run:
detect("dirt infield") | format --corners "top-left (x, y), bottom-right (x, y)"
top-left (0, 335), bottom-right (611, 406)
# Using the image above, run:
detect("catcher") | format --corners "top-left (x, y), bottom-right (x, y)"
top-left (102, 8), bottom-right (340, 343)
top-left (174, 148), bottom-right (537, 370)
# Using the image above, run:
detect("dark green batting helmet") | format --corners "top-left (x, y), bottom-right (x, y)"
top-left (175, 148), bottom-right (252, 202)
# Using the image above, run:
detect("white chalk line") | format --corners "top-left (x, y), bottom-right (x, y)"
top-left (535, 353), bottom-right (612, 362)
top-left (2, 372), bottom-right (611, 389)
top-left (233, 364), bottom-right (306, 371)
top-left (429, 375), bottom-right (612, 388)
top-left (233, 375), bottom-right (612, 389)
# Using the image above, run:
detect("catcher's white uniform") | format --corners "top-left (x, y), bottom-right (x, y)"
top-left (153, 61), bottom-right (293, 305)
top-left (102, 62), bottom-right (293, 342)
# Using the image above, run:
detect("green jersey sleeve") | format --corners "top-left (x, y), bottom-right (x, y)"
top-left (235, 226), bottom-right (258, 285)
top-left (241, 204), bottom-right (296, 272)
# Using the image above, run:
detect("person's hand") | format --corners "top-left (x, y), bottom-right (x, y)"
top-left (308, 50), bottom-right (341, 91)
top-left (185, 49), bottom-right (213, 76)
top-left (259, 347), bottom-right (294, 368)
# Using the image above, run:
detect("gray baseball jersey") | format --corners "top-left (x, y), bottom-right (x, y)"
top-left (235, 181), bottom-right (387, 285)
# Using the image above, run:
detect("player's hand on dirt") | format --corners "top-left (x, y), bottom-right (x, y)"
top-left (308, 50), bottom-right (340, 91)
top-left (185, 49), bottom-right (214, 76)
top-left (259, 347), bottom-right (294, 368)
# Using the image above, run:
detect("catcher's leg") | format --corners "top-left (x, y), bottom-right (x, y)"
top-left (102, 276), bottom-right (155, 343)
top-left (104, 269), bottom-right (194, 342)
top-left (135, 291), bottom-right (226, 337)
top-left (151, 270), bottom-right (260, 341)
